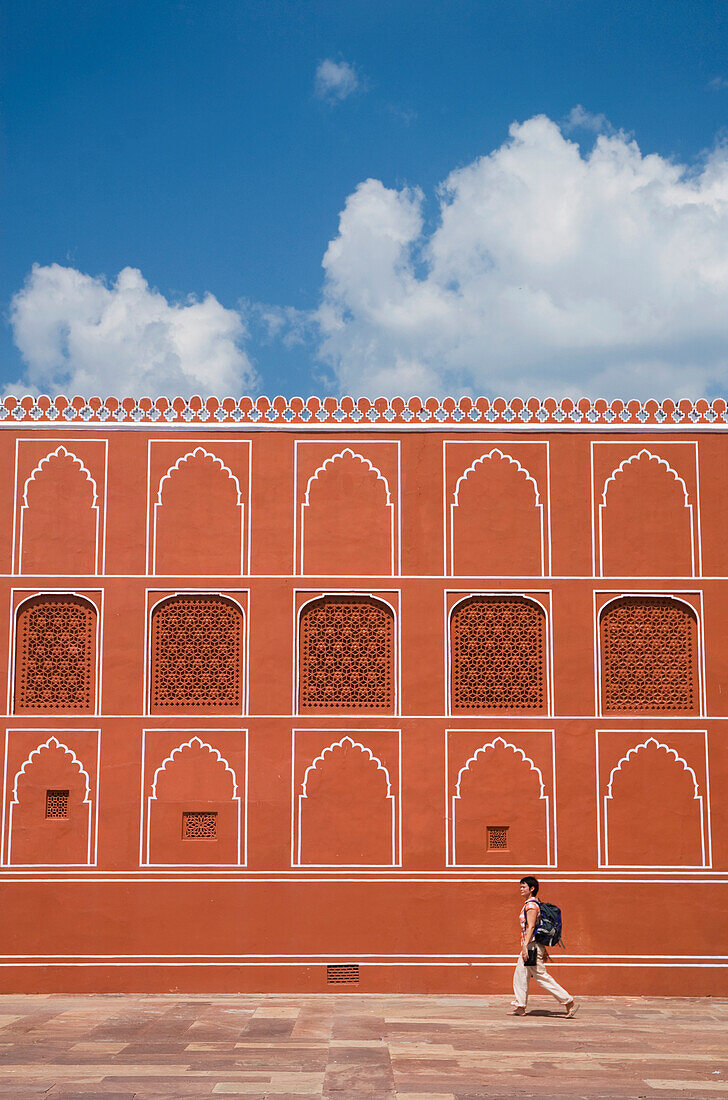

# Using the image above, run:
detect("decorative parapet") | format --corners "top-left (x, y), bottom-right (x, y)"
top-left (0, 395), bottom-right (726, 427)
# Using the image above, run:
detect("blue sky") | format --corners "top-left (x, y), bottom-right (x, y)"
top-left (4, 0), bottom-right (728, 398)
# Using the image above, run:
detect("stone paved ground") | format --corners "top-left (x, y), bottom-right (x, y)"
top-left (0, 993), bottom-right (724, 1099)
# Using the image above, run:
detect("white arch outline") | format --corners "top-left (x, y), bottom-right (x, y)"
top-left (295, 592), bottom-right (398, 716)
top-left (147, 592), bottom-right (246, 716)
top-left (598, 594), bottom-right (701, 717)
top-left (145, 736), bottom-right (242, 866)
top-left (451, 737), bottom-right (550, 867)
top-left (296, 735), bottom-right (396, 867)
top-left (598, 449), bottom-right (695, 576)
top-left (450, 449), bottom-right (544, 576)
top-left (7, 736), bottom-right (93, 866)
top-left (152, 447), bottom-right (244, 575)
top-left (447, 593), bottom-right (550, 716)
top-left (603, 737), bottom-right (707, 867)
top-left (19, 446), bottom-right (100, 575)
top-left (300, 448), bottom-right (395, 575)
top-left (11, 592), bottom-right (100, 716)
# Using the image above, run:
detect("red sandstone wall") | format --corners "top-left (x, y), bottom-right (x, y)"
top-left (0, 417), bottom-right (725, 995)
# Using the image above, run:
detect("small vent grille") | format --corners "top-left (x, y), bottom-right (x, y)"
top-left (45, 789), bottom-right (69, 818)
top-left (487, 825), bottom-right (509, 851)
top-left (326, 963), bottom-right (359, 984)
top-left (182, 811), bottom-right (217, 839)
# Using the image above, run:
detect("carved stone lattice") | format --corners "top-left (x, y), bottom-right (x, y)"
top-left (299, 596), bottom-right (394, 710)
top-left (451, 597), bottom-right (546, 711)
top-left (487, 826), bottom-right (509, 850)
top-left (182, 811), bottom-right (217, 839)
top-left (15, 595), bottom-right (95, 711)
top-left (151, 596), bottom-right (242, 709)
top-left (601, 597), bottom-right (697, 712)
top-left (45, 789), bottom-right (69, 818)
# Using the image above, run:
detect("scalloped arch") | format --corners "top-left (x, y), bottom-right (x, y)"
top-left (606, 737), bottom-right (700, 800)
top-left (150, 736), bottom-right (238, 799)
top-left (301, 736), bottom-right (392, 798)
top-left (453, 448), bottom-right (540, 506)
top-left (454, 736), bottom-right (546, 799)
top-left (601, 448), bottom-right (690, 508)
top-left (22, 445), bottom-right (98, 508)
top-left (12, 735), bottom-right (91, 803)
top-left (156, 446), bottom-right (242, 505)
top-left (303, 448), bottom-right (392, 505)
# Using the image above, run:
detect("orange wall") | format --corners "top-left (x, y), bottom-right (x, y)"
top-left (0, 420), bottom-right (725, 994)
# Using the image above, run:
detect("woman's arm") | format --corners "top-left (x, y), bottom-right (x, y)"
top-left (521, 904), bottom-right (539, 959)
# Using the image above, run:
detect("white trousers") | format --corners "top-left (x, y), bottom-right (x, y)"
top-left (512, 944), bottom-right (571, 1008)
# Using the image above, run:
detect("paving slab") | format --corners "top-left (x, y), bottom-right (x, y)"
top-left (0, 993), bottom-right (724, 1098)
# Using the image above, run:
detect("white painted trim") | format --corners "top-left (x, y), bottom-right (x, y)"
top-left (151, 447), bottom-right (245, 575)
top-left (591, 440), bottom-right (702, 578)
top-left (2, 728), bottom-right (100, 867)
top-left (596, 728), bottom-right (712, 869)
top-left (294, 439), bottom-right (401, 576)
top-left (444, 440), bottom-right (550, 578)
top-left (445, 728), bottom-right (556, 868)
top-left (300, 448), bottom-right (395, 575)
top-left (141, 731), bottom-right (246, 867)
top-left (291, 727), bottom-right (402, 869)
top-left (146, 439), bottom-right (251, 577)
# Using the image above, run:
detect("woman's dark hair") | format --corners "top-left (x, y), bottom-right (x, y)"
top-left (520, 875), bottom-right (540, 895)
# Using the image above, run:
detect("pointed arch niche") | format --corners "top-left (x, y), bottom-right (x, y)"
top-left (296, 441), bottom-right (399, 576)
top-left (446, 730), bottom-right (556, 867)
top-left (597, 731), bottom-right (710, 868)
top-left (141, 730), bottom-right (247, 866)
top-left (15, 440), bottom-right (107, 575)
top-left (2, 729), bottom-right (100, 866)
top-left (594, 443), bottom-right (699, 577)
top-left (292, 729), bottom-right (401, 866)
top-left (147, 440), bottom-right (250, 575)
top-left (445, 441), bottom-right (549, 577)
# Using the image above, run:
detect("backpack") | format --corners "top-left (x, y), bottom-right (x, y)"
top-left (534, 900), bottom-right (563, 947)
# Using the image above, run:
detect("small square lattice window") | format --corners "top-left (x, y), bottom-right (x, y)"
top-left (182, 811), bottom-right (217, 839)
top-left (487, 826), bottom-right (509, 851)
top-left (45, 789), bottom-right (69, 818)
top-left (326, 963), bottom-right (359, 984)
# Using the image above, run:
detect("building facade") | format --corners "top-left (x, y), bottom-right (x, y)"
top-left (0, 394), bottom-right (725, 994)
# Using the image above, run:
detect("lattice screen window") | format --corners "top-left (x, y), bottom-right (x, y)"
top-left (15, 595), bottom-right (96, 712)
top-left (45, 789), bottom-right (69, 818)
top-left (299, 596), bottom-right (394, 711)
top-left (451, 596), bottom-right (546, 711)
top-left (487, 825), bottom-right (509, 851)
top-left (601, 596), bottom-right (698, 712)
top-left (327, 964), bottom-right (359, 984)
top-left (150, 595), bottom-right (242, 709)
top-left (182, 811), bottom-right (217, 839)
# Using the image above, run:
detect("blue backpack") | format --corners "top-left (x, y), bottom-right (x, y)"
top-left (534, 900), bottom-right (563, 947)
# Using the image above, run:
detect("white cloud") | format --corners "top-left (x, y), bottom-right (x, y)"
top-left (314, 58), bottom-right (359, 103)
top-left (709, 76), bottom-right (728, 91)
top-left (8, 264), bottom-right (257, 397)
top-left (562, 104), bottom-right (615, 135)
top-left (312, 113), bottom-right (728, 398)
